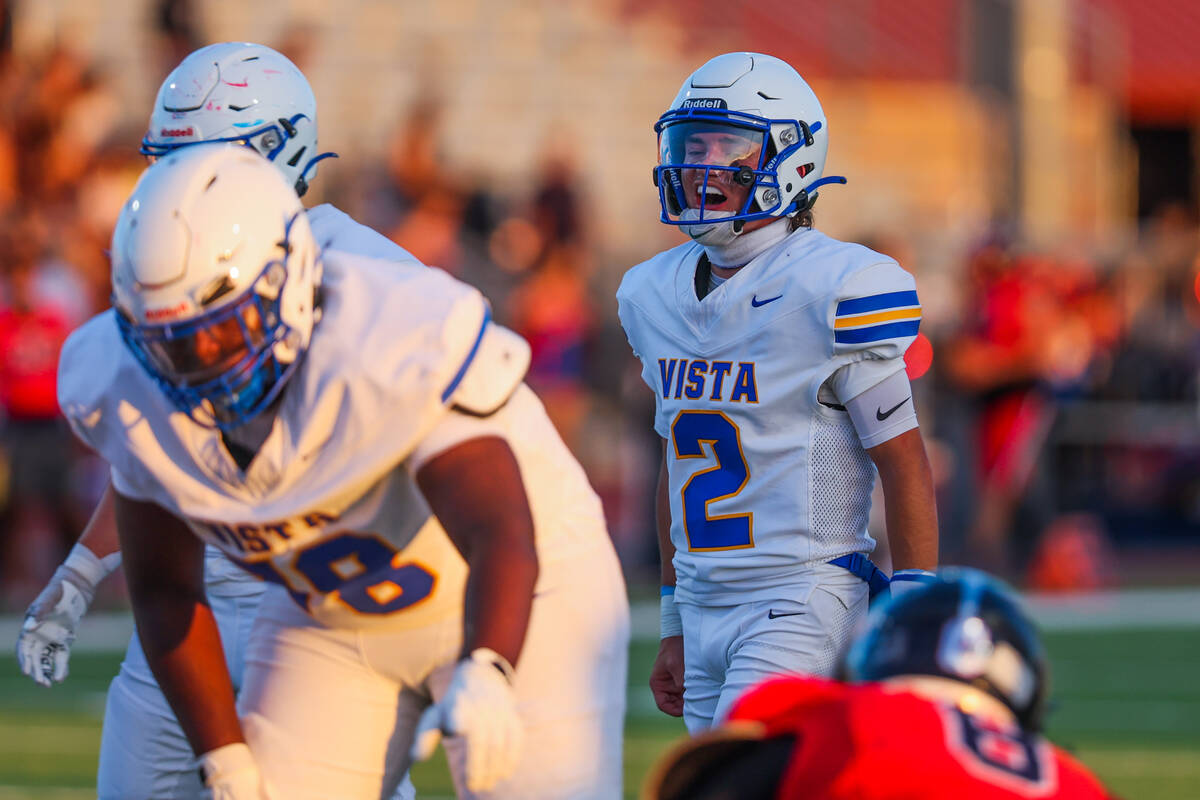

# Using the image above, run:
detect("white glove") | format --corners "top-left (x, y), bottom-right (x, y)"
top-left (200, 742), bottom-right (275, 800)
top-left (890, 568), bottom-right (937, 601)
top-left (411, 648), bottom-right (523, 793)
top-left (16, 544), bottom-right (117, 687)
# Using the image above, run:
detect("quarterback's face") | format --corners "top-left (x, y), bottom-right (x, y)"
top-left (671, 125), bottom-right (763, 213)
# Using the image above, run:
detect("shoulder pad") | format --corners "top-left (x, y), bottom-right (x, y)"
top-left (447, 322), bottom-right (531, 415)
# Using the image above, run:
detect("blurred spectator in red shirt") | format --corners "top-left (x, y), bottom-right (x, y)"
top-left (943, 240), bottom-right (1120, 576)
top-left (0, 220), bottom-right (75, 606)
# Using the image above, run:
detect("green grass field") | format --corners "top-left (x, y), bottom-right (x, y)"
top-left (0, 629), bottom-right (1196, 799)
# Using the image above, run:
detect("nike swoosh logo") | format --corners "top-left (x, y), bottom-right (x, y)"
top-left (876, 397), bottom-right (911, 421)
top-left (751, 294), bottom-right (783, 307)
top-left (767, 609), bottom-right (805, 619)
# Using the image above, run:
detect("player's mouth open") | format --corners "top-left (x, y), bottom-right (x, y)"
top-left (698, 184), bottom-right (729, 208)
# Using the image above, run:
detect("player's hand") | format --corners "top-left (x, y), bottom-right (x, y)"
top-left (411, 648), bottom-right (523, 793)
top-left (200, 743), bottom-right (275, 800)
top-left (16, 559), bottom-right (98, 687)
top-left (650, 635), bottom-right (685, 717)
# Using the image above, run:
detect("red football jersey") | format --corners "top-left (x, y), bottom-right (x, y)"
top-left (726, 676), bottom-right (1115, 800)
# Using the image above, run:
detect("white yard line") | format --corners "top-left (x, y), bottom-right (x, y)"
top-left (0, 587), bottom-right (1197, 653)
top-left (631, 587), bottom-right (1200, 639)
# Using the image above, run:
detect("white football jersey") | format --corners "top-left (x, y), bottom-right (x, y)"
top-left (200, 203), bottom-right (422, 597)
top-left (617, 227), bottom-right (920, 606)
top-left (59, 249), bottom-right (604, 630)
top-left (306, 203), bottom-right (423, 266)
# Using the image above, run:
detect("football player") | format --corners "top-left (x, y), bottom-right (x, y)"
top-left (15, 42), bottom-right (600, 799)
top-left (55, 143), bottom-right (629, 799)
top-left (646, 567), bottom-right (1117, 799)
top-left (617, 52), bottom-right (939, 732)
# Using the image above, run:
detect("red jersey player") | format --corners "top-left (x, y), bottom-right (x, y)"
top-left (646, 567), bottom-right (1117, 800)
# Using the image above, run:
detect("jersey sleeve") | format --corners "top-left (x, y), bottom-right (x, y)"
top-left (306, 203), bottom-right (423, 265)
top-left (350, 262), bottom-right (493, 417)
top-left (57, 312), bottom-right (188, 506)
top-left (826, 261), bottom-right (921, 402)
top-left (445, 323), bottom-right (530, 416)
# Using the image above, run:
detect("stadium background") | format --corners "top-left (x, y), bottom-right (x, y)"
top-left (0, 0), bottom-right (1197, 797)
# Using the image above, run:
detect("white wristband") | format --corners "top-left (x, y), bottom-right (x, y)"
top-left (660, 589), bottom-right (682, 639)
top-left (466, 647), bottom-right (517, 684)
top-left (199, 742), bottom-right (257, 784)
top-left (63, 544), bottom-right (119, 590)
top-left (890, 569), bottom-right (937, 600)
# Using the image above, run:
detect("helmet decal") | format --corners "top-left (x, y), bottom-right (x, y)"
top-left (140, 43), bottom-right (337, 196)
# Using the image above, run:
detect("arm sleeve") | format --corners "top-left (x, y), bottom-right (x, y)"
top-left (842, 368), bottom-right (918, 448)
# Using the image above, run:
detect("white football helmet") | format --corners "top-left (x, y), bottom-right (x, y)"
top-left (140, 42), bottom-right (334, 196)
top-left (654, 52), bottom-right (845, 237)
top-left (112, 143), bottom-right (322, 430)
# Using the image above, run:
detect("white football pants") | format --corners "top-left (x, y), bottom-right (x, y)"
top-left (239, 541), bottom-right (630, 799)
top-left (678, 561), bottom-right (869, 733)
top-left (96, 586), bottom-right (419, 800)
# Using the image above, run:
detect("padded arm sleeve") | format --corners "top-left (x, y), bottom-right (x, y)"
top-left (843, 368), bottom-right (918, 449)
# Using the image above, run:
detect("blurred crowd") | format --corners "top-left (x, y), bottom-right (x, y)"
top-left (1, 35), bottom-right (1199, 611)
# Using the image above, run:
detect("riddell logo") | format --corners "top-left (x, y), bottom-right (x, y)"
top-left (160, 127), bottom-right (194, 137)
top-left (681, 98), bottom-right (727, 109)
top-left (145, 302), bottom-right (189, 321)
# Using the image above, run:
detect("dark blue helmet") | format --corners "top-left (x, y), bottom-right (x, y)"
top-left (845, 567), bottom-right (1049, 731)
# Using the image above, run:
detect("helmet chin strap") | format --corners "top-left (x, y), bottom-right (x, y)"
top-left (684, 212), bottom-right (795, 269)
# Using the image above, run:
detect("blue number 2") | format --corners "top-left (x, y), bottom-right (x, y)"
top-left (671, 410), bottom-right (753, 550)
top-left (231, 532), bottom-right (435, 616)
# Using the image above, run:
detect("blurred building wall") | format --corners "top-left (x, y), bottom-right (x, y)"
top-left (9, 0), bottom-right (1137, 266)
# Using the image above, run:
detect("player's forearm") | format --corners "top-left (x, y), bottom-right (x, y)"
top-left (76, 481), bottom-right (121, 560)
top-left (870, 429), bottom-right (939, 570)
top-left (459, 533), bottom-right (538, 667)
top-left (134, 594), bottom-right (244, 754)
top-left (417, 436), bottom-right (539, 668)
top-left (113, 490), bottom-right (242, 755)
